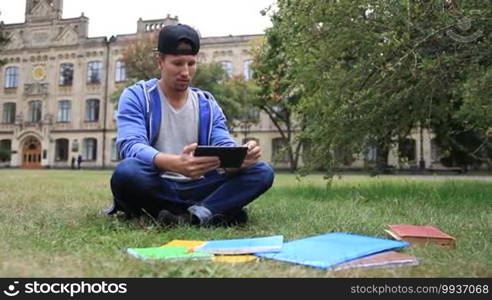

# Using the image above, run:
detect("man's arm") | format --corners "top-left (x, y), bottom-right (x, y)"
top-left (116, 85), bottom-right (159, 164)
top-left (208, 95), bottom-right (237, 147)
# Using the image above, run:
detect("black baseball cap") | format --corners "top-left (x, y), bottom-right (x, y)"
top-left (157, 24), bottom-right (200, 55)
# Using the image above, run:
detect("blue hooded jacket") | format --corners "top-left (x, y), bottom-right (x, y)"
top-left (116, 78), bottom-right (237, 165)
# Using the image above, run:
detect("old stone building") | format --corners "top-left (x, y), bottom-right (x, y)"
top-left (1, 0), bottom-right (442, 171)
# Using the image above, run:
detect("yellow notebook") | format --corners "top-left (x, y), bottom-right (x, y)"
top-left (162, 240), bottom-right (206, 249)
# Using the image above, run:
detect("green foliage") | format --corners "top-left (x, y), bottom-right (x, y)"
top-left (123, 34), bottom-right (160, 80)
top-left (192, 63), bottom-right (257, 126)
top-left (251, 18), bottom-right (306, 171)
top-left (0, 25), bottom-right (9, 66)
top-left (457, 66), bottom-right (492, 136)
top-left (258, 0), bottom-right (491, 173)
top-left (110, 34), bottom-right (159, 108)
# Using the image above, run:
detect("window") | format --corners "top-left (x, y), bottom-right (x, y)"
top-left (28, 101), bottom-right (42, 123)
top-left (243, 59), bottom-right (253, 80)
top-left (57, 100), bottom-right (71, 122)
top-left (365, 145), bottom-right (377, 162)
top-left (110, 138), bottom-right (121, 161)
top-left (71, 139), bottom-right (79, 152)
top-left (115, 61), bottom-right (126, 82)
top-left (83, 138), bottom-right (97, 161)
top-left (272, 137), bottom-right (289, 163)
top-left (85, 99), bottom-right (99, 122)
top-left (243, 108), bottom-right (260, 123)
top-left (55, 139), bottom-right (69, 161)
top-left (0, 139), bottom-right (11, 162)
top-left (399, 138), bottom-right (416, 162)
top-left (220, 61), bottom-right (234, 78)
top-left (431, 138), bottom-right (441, 162)
top-left (2, 103), bottom-right (16, 124)
top-left (4, 66), bottom-right (19, 88)
top-left (87, 61), bottom-right (102, 84)
top-left (0, 139), bottom-right (11, 151)
top-left (59, 63), bottom-right (74, 86)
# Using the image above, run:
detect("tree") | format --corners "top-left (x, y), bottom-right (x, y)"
top-left (122, 34), bottom-right (161, 81)
top-left (251, 17), bottom-right (306, 172)
top-left (0, 18), bottom-right (9, 66)
top-left (110, 34), bottom-right (160, 108)
top-left (192, 63), bottom-right (257, 128)
top-left (260, 0), bottom-right (491, 173)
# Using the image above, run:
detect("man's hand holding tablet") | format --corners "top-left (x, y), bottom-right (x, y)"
top-left (194, 146), bottom-right (248, 168)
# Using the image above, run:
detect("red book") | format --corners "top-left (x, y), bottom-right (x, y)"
top-left (385, 224), bottom-right (456, 248)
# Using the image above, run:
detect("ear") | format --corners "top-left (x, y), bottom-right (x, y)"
top-left (157, 54), bottom-right (165, 70)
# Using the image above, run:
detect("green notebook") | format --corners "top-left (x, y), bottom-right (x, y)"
top-left (127, 246), bottom-right (213, 261)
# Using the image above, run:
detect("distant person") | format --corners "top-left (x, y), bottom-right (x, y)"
top-left (77, 155), bottom-right (82, 169)
top-left (106, 24), bottom-right (274, 227)
top-left (71, 157), bottom-right (76, 169)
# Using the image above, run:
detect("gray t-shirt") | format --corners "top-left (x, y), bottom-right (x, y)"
top-left (155, 87), bottom-right (199, 155)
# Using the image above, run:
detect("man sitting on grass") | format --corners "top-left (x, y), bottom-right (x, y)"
top-left (106, 24), bottom-right (274, 227)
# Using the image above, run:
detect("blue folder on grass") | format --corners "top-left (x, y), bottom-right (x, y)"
top-left (196, 235), bottom-right (284, 254)
top-left (256, 232), bottom-right (409, 269)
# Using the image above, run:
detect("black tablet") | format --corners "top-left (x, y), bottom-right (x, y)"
top-left (194, 146), bottom-right (248, 168)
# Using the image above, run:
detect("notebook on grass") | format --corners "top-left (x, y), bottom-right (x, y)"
top-left (256, 232), bottom-right (409, 269)
top-left (127, 246), bottom-right (213, 261)
top-left (162, 239), bottom-right (258, 263)
top-left (195, 235), bottom-right (283, 255)
top-left (385, 224), bottom-right (456, 248)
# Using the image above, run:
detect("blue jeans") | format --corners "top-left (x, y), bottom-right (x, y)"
top-left (110, 158), bottom-right (275, 220)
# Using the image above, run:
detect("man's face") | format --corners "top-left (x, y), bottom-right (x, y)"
top-left (158, 54), bottom-right (197, 92)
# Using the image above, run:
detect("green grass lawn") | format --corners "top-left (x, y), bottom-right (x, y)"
top-left (0, 169), bottom-right (490, 277)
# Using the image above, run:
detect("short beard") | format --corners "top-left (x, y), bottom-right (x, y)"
top-left (174, 82), bottom-right (189, 93)
top-left (174, 86), bottom-right (188, 92)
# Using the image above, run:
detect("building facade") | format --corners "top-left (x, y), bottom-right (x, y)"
top-left (1, 0), bottom-right (442, 170)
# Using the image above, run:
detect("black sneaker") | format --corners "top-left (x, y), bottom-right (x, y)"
top-left (228, 208), bottom-right (249, 225)
top-left (208, 208), bottom-right (249, 227)
top-left (157, 210), bottom-right (192, 226)
top-left (103, 198), bottom-right (140, 219)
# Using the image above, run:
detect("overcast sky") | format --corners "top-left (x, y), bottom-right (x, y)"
top-left (0, 0), bottom-right (276, 38)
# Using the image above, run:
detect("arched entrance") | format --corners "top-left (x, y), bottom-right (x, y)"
top-left (22, 136), bottom-right (42, 168)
